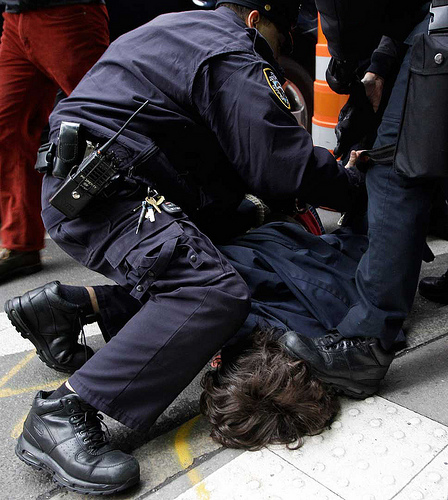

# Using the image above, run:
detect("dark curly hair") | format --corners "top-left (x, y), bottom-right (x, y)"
top-left (200, 327), bottom-right (340, 451)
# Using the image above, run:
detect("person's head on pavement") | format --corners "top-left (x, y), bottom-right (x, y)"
top-left (200, 327), bottom-right (340, 450)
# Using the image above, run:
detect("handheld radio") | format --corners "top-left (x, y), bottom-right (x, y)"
top-left (50, 99), bottom-right (149, 219)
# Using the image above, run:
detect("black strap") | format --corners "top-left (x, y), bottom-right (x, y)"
top-left (359, 144), bottom-right (395, 165)
top-left (53, 122), bottom-right (86, 179)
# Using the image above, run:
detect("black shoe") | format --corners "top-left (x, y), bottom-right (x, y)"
top-left (4, 281), bottom-right (94, 373)
top-left (279, 331), bottom-right (394, 399)
top-left (16, 391), bottom-right (140, 495)
top-left (0, 247), bottom-right (42, 282)
top-left (418, 271), bottom-right (448, 304)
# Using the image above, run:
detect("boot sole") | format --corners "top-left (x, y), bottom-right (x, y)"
top-left (16, 434), bottom-right (139, 496)
top-left (4, 298), bottom-right (75, 374)
top-left (0, 262), bottom-right (42, 283)
top-left (312, 370), bottom-right (379, 399)
top-left (418, 289), bottom-right (448, 304)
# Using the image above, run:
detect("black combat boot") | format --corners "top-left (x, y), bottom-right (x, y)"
top-left (16, 391), bottom-right (140, 495)
top-left (418, 270), bottom-right (448, 304)
top-left (279, 330), bottom-right (395, 399)
top-left (4, 281), bottom-right (94, 373)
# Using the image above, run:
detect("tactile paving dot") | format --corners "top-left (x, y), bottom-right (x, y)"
top-left (402, 458), bottom-right (415, 469)
top-left (311, 435), bottom-right (324, 444)
top-left (332, 447), bottom-right (346, 457)
top-left (314, 462), bottom-right (326, 472)
top-left (352, 433), bottom-right (365, 442)
top-left (247, 480), bottom-right (260, 490)
top-left (370, 419), bottom-right (383, 428)
top-left (357, 460), bottom-right (370, 470)
top-left (336, 477), bottom-right (350, 487)
top-left (292, 478), bottom-right (305, 488)
top-left (434, 428), bottom-right (447, 438)
top-left (271, 396), bottom-right (448, 500)
top-left (393, 431), bottom-right (406, 440)
top-left (409, 491), bottom-right (424, 500)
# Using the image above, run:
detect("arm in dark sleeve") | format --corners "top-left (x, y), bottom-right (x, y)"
top-left (315, 0), bottom-right (387, 63)
top-left (192, 54), bottom-right (357, 211)
top-left (367, 36), bottom-right (406, 80)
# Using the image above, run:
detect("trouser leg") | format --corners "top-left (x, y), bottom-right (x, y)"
top-left (337, 17), bottom-right (436, 348)
top-left (24, 5), bottom-right (109, 96)
top-left (337, 163), bottom-right (435, 348)
top-left (71, 270), bottom-right (250, 430)
top-left (0, 6), bottom-right (108, 252)
top-left (42, 184), bottom-right (250, 430)
top-left (93, 285), bottom-right (141, 340)
top-left (0, 14), bottom-right (57, 251)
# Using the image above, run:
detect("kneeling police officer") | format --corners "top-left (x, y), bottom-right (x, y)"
top-left (5, 0), bottom-right (364, 494)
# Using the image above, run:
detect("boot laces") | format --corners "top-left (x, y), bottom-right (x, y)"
top-left (70, 405), bottom-right (110, 452)
top-left (321, 332), bottom-right (343, 347)
top-left (321, 333), bottom-right (368, 350)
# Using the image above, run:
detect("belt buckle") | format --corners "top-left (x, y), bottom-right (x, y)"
top-left (429, 4), bottom-right (448, 34)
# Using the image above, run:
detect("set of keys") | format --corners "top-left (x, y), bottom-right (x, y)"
top-left (134, 188), bottom-right (182, 234)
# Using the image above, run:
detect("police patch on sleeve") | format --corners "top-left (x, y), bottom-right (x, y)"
top-left (263, 68), bottom-right (291, 110)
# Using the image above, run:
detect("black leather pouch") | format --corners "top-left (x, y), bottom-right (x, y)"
top-left (394, 32), bottom-right (448, 177)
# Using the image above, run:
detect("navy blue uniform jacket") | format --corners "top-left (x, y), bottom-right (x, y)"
top-left (219, 222), bottom-right (368, 342)
top-left (49, 7), bottom-right (354, 237)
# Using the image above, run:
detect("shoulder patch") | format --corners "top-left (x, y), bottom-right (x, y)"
top-left (263, 68), bottom-right (291, 110)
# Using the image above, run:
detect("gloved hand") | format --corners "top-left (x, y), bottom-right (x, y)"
top-left (326, 57), bottom-right (358, 95)
top-left (333, 80), bottom-right (377, 159)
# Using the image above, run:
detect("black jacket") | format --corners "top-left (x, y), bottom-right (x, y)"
top-left (315, 0), bottom-right (429, 64)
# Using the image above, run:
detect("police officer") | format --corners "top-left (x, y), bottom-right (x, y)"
top-left (6, 1), bottom-right (362, 494)
top-left (281, 1), bottom-right (435, 398)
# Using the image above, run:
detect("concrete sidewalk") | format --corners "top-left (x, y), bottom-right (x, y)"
top-left (1, 213), bottom-right (448, 500)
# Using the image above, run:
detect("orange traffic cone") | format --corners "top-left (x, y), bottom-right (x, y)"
top-left (312, 16), bottom-right (348, 153)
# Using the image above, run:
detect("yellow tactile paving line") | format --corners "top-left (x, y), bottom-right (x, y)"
top-left (1, 380), bottom-right (66, 398)
top-left (0, 351), bottom-right (35, 388)
top-left (175, 415), bottom-right (211, 500)
top-left (11, 413), bottom-right (27, 439)
top-left (0, 351), bottom-right (66, 436)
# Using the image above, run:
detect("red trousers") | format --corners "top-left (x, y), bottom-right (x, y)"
top-left (0, 4), bottom-right (109, 251)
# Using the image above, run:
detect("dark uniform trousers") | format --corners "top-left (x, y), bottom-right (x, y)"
top-left (337, 14), bottom-right (437, 349)
top-left (41, 175), bottom-right (251, 431)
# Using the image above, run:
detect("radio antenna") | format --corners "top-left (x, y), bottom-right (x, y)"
top-left (98, 99), bottom-right (149, 154)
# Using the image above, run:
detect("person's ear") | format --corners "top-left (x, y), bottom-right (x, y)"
top-left (246, 10), bottom-right (261, 29)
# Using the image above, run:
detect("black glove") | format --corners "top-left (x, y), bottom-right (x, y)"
top-left (326, 58), bottom-right (358, 95)
top-left (333, 80), bottom-right (377, 159)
